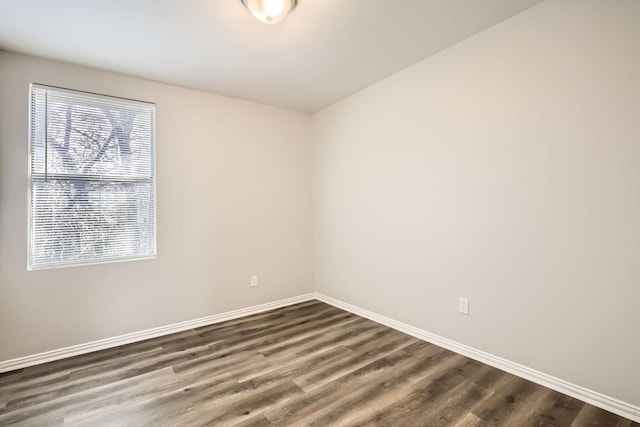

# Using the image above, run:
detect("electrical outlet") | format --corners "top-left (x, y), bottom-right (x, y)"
top-left (459, 297), bottom-right (469, 316)
top-left (251, 275), bottom-right (258, 287)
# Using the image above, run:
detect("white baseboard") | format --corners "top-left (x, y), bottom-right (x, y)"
top-left (314, 292), bottom-right (640, 423)
top-left (2, 292), bottom-right (638, 423)
top-left (0, 293), bottom-right (315, 374)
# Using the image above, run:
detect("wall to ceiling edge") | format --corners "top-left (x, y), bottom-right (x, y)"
top-left (312, 0), bottom-right (640, 409)
top-left (0, 50), bottom-right (314, 362)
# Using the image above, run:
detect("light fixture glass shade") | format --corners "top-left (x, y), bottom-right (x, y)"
top-left (242, 0), bottom-right (297, 24)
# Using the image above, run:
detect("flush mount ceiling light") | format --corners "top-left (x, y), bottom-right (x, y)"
top-left (241, 0), bottom-right (298, 24)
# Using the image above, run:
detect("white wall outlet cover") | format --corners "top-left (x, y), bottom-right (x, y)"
top-left (459, 297), bottom-right (469, 315)
top-left (251, 275), bottom-right (258, 287)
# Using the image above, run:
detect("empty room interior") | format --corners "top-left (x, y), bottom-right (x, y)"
top-left (0, 0), bottom-right (639, 425)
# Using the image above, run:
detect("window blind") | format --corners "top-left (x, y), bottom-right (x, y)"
top-left (29, 84), bottom-right (156, 269)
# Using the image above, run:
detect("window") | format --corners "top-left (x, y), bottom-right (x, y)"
top-left (28, 84), bottom-right (156, 270)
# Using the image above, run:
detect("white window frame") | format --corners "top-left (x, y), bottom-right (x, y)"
top-left (28, 84), bottom-right (157, 270)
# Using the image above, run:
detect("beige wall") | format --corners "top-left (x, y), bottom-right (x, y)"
top-left (0, 51), bottom-right (314, 361)
top-left (312, 0), bottom-right (640, 407)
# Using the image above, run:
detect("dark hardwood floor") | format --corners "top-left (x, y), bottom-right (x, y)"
top-left (0, 300), bottom-right (637, 426)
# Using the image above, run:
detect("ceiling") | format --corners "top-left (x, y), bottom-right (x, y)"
top-left (0, 0), bottom-right (545, 112)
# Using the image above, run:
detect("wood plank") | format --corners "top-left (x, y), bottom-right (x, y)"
top-left (452, 412), bottom-right (493, 427)
top-left (473, 374), bottom-right (543, 424)
top-left (527, 390), bottom-right (584, 426)
top-left (265, 345), bottom-right (461, 426)
top-left (343, 358), bottom-right (492, 427)
top-left (572, 404), bottom-right (635, 427)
